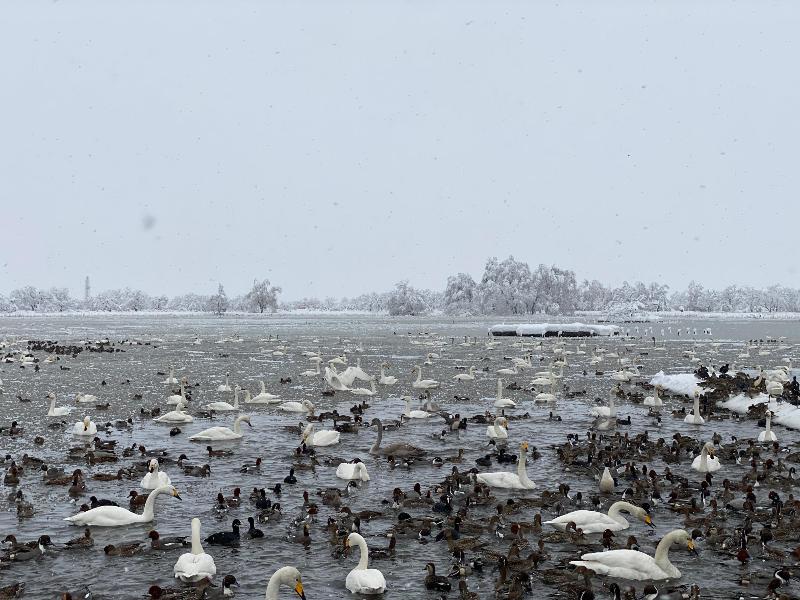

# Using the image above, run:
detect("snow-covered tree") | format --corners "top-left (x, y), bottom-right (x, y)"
top-left (47, 287), bottom-right (75, 312)
top-left (443, 273), bottom-right (477, 314)
top-left (478, 256), bottom-right (533, 314)
top-left (152, 295), bottom-right (170, 311)
top-left (387, 280), bottom-right (425, 316)
top-left (245, 278), bottom-right (282, 313)
top-left (10, 286), bottom-right (45, 311)
top-left (208, 284), bottom-right (228, 315)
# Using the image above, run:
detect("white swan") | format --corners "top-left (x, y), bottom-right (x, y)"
top-left (324, 365), bottom-right (350, 391)
top-left (154, 400), bottom-right (194, 423)
top-left (486, 417), bottom-right (509, 439)
top-left (599, 466), bottom-right (615, 493)
top-left (75, 393), bottom-right (98, 404)
top-left (491, 378), bottom-right (516, 408)
top-left (643, 386), bottom-right (663, 407)
top-left (766, 380), bottom-right (784, 396)
top-left (216, 374), bottom-right (232, 393)
top-left (278, 399), bottom-right (315, 413)
top-left (691, 442), bottom-right (721, 473)
top-left (248, 383), bottom-right (281, 404)
top-left (72, 416), bottom-right (98, 436)
top-left (162, 366), bottom-right (178, 385)
top-left (166, 379), bottom-right (189, 406)
top-left (266, 566), bottom-right (305, 600)
top-left (345, 532), bottom-right (386, 594)
top-left (684, 392), bottom-right (704, 424)
top-left (590, 392), bottom-right (617, 418)
top-left (47, 392), bottom-right (73, 416)
top-left (339, 358), bottom-right (374, 386)
top-left (453, 366), bottom-right (476, 381)
top-left (476, 442), bottom-right (536, 489)
top-left (403, 396), bottom-right (432, 419)
top-left (758, 411), bottom-right (778, 442)
top-left (174, 518), bottom-right (216, 583)
top-left (570, 529), bottom-right (694, 580)
top-left (412, 366), bottom-right (440, 389)
top-left (65, 485), bottom-right (181, 526)
top-left (378, 364), bottom-right (398, 386)
top-left (140, 458), bottom-right (172, 489)
top-left (299, 359), bottom-right (321, 378)
top-left (350, 381), bottom-right (377, 397)
top-left (545, 501), bottom-right (652, 533)
top-left (336, 460), bottom-right (370, 482)
top-left (203, 386), bottom-right (241, 411)
top-left (189, 414), bottom-right (252, 441)
top-left (534, 379), bottom-right (557, 403)
top-left (302, 423), bottom-right (340, 447)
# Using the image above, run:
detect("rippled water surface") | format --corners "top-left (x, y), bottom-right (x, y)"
top-left (2, 314), bottom-right (800, 599)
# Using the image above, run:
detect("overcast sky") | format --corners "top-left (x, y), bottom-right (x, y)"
top-left (2, 0), bottom-right (797, 300)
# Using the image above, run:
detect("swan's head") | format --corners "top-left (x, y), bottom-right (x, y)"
top-left (47, 392), bottom-right (55, 400)
top-left (277, 567), bottom-right (305, 599)
top-left (520, 441), bottom-right (529, 452)
top-left (641, 511), bottom-right (655, 528)
top-left (148, 459), bottom-right (158, 473)
top-left (302, 400), bottom-right (315, 410)
top-left (169, 486), bottom-right (182, 500)
top-left (240, 415), bottom-right (253, 427)
top-left (82, 416), bottom-right (91, 430)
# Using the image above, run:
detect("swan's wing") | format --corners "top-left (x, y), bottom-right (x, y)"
top-left (476, 473), bottom-right (520, 488)
top-left (545, 510), bottom-right (610, 528)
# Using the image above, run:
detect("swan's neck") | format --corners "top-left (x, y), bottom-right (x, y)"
top-left (371, 381), bottom-right (376, 393)
top-left (766, 414), bottom-right (772, 435)
top-left (48, 397), bottom-right (56, 413)
top-left (180, 382), bottom-right (185, 398)
top-left (245, 390), bottom-right (252, 402)
top-left (141, 487), bottom-right (163, 521)
top-left (315, 363), bottom-right (320, 375)
top-left (265, 570), bottom-right (288, 600)
top-left (654, 387), bottom-right (659, 400)
top-left (354, 535), bottom-right (369, 570)
top-left (233, 388), bottom-right (239, 408)
top-left (517, 450), bottom-right (532, 484)
top-left (191, 519), bottom-right (203, 555)
top-left (415, 368), bottom-right (422, 383)
top-left (693, 395), bottom-right (700, 416)
top-left (404, 400), bottom-right (410, 417)
top-left (372, 423), bottom-right (383, 451)
top-left (380, 365), bottom-right (386, 378)
top-left (233, 417), bottom-right (244, 434)
top-left (493, 418), bottom-right (503, 436)
top-left (260, 381), bottom-right (266, 394)
top-left (700, 448), bottom-right (708, 469)
top-left (609, 394), bottom-right (615, 411)
top-left (607, 501), bottom-right (634, 525)
top-left (497, 379), bottom-right (503, 400)
top-left (654, 531), bottom-right (682, 572)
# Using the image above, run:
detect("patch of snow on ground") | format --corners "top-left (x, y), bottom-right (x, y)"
top-left (718, 393), bottom-right (800, 430)
top-left (650, 371), bottom-right (706, 396)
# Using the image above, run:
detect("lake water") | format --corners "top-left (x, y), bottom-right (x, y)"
top-left (1, 313), bottom-right (799, 599)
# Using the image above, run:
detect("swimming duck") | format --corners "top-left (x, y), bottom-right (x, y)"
top-left (205, 519), bottom-right (241, 546)
top-left (423, 562), bottom-right (451, 591)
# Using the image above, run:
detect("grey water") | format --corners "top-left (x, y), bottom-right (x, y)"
top-left (1, 314), bottom-right (799, 599)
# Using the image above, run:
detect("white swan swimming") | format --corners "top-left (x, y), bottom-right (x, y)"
top-left (684, 391), bottom-right (704, 424)
top-left (140, 458), bottom-right (172, 489)
top-left (299, 358), bottom-right (322, 378)
top-left (643, 385), bottom-right (663, 407)
top-left (345, 532), bottom-right (386, 594)
top-left (279, 399), bottom-right (315, 413)
top-left (453, 366), bottom-right (476, 381)
top-left (75, 393), bottom-right (98, 404)
top-left (534, 379), bottom-right (557, 403)
top-left (691, 442), bottom-right (721, 473)
top-left (47, 392), bottom-right (73, 416)
top-left (378, 363), bottom-right (398, 386)
top-left (266, 566), bottom-right (305, 600)
top-left (599, 466), bottom-right (615, 493)
top-left (189, 415), bottom-right (252, 441)
top-left (412, 366), bottom-right (440, 389)
top-left (65, 485), bottom-right (181, 526)
top-left (162, 366), bottom-right (178, 385)
top-left (302, 422), bottom-right (340, 447)
top-left (476, 442), bottom-right (536, 489)
top-left (339, 358), bottom-right (374, 386)
top-left (248, 382), bottom-right (281, 404)
top-left (166, 378), bottom-right (189, 406)
top-left (545, 501), bottom-right (653, 533)
top-left (203, 385), bottom-right (241, 411)
top-left (758, 410), bottom-right (778, 442)
top-left (72, 415), bottom-right (98, 436)
top-left (350, 380), bottom-right (377, 396)
top-left (491, 378), bottom-right (516, 408)
top-left (154, 400), bottom-right (194, 423)
top-left (590, 391), bottom-right (617, 418)
top-left (486, 417), bottom-right (509, 439)
top-left (570, 529), bottom-right (694, 580)
top-left (403, 396), bottom-right (432, 419)
top-left (336, 460), bottom-right (370, 481)
top-left (216, 374), bottom-right (232, 393)
top-left (324, 365), bottom-right (350, 391)
top-left (174, 518), bottom-right (216, 583)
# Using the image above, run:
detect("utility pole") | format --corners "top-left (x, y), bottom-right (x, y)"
top-left (85, 276), bottom-right (91, 301)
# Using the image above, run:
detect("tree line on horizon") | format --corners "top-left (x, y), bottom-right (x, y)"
top-left (2, 257), bottom-right (799, 316)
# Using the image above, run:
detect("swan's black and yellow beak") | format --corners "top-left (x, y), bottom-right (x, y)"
top-left (688, 540), bottom-right (698, 556)
top-left (294, 580), bottom-right (305, 599)
top-left (644, 515), bottom-right (655, 528)
top-left (172, 489), bottom-right (182, 500)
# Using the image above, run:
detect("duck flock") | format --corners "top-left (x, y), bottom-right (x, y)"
top-left (1, 319), bottom-right (800, 600)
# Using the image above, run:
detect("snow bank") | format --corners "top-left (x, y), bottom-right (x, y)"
top-left (490, 323), bottom-right (620, 337)
top-left (718, 393), bottom-right (800, 429)
top-left (650, 371), bottom-right (707, 396)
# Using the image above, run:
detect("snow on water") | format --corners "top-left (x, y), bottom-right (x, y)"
top-left (491, 322), bottom-right (619, 336)
top-left (650, 371), bottom-right (706, 396)
top-left (718, 393), bottom-right (800, 430)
